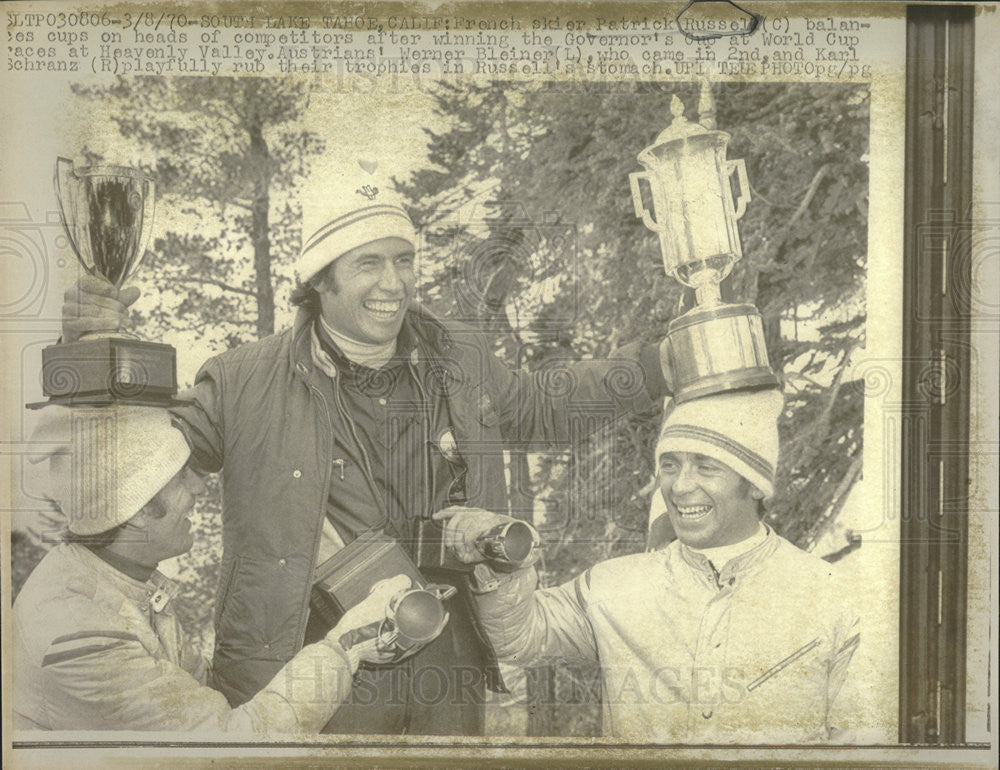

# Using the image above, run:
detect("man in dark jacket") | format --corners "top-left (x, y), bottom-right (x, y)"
top-left (62, 159), bottom-right (671, 735)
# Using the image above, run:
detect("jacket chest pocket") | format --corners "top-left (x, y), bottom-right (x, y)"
top-left (326, 455), bottom-right (384, 527)
top-left (226, 458), bottom-right (322, 532)
top-left (744, 636), bottom-right (825, 694)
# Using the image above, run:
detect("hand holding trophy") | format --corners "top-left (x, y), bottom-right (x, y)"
top-left (29, 158), bottom-right (178, 408)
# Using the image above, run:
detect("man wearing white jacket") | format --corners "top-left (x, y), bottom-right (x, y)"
top-left (437, 389), bottom-right (861, 743)
top-left (12, 406), bottom-right (409, 733)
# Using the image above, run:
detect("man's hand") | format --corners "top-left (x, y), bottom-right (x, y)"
top-left (63, 274), bottom-right (140, 342)
top-left (432, 506), bottom-right (519, 564)
top-left (328, 574), bottom-right (411, 670)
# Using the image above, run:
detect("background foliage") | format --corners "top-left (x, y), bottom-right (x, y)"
top-left (397, 80), bottom-right (868, 734)
top-left (400, 79), bottom-right (868, 557)
top-left (13, 78), bottom-right (868, 737)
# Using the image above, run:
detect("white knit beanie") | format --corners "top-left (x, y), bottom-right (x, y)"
top-left (296, 159), bottom-right (417, 283)
top-left (30, 406), bottom-right (191, 535)
top-left (655, 389), bottom-right (784, 500)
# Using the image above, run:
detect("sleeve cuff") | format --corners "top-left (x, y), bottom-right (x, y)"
top-left (469, 563), bottom-right (509, 594)
top-left (639, 341), bottom-right (671, 399)
top-left (316, 634), bottom-right (357, 671)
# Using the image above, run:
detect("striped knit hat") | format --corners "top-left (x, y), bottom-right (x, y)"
top-left (655, 389), bottom-right (783, 500)
top-left (296, 159), bottom-right (416, 283)
top-left (30, 406), bottom-right (191, 535)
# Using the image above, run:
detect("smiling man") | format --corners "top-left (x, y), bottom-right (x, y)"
top-left (12, 406), bottom-right (412, 732)
top-left (439, 388), bottom-right (862, 742)
top-left (60, 159), bottom-right (671, 735)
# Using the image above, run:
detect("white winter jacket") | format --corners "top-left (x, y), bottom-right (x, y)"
top-left (474, 528), bottom-right (860, 742)
top-left (12, 544), bottom-right (354, 733)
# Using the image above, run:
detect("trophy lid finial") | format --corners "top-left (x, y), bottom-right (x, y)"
top-left (670, 94), bottom-right (686, 121)
top-left (651, 94), bottom-right (712, 144)
top-left (698, 80), bottom-right (717, 130)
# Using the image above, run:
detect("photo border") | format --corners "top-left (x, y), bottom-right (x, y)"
top-left (2, 1), bottom-right (996, 766)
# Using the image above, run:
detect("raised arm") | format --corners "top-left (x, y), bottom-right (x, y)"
top-left (481, 337), bottom-right (670, 451)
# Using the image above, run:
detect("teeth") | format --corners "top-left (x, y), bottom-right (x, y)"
top-left (364, 300), bottom-right (401, 317)
top-left (676, 504), bottom-right (712, 519)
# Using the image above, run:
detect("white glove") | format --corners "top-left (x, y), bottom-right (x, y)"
top-left (326, 574), bottom-right (411, 670)
top-left (431, 505), bottom-right (520, 564)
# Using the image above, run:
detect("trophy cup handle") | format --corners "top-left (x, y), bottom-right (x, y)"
top-left (132, 178), bottom-right (157, 277)
top-left (726, 158), bottom-right (751, 221)
top-left (376, 617), bottom-right (399, 649)
top-left (424, 583), bottom-right (458, 601)
top-left (629, 171), bottom-right (660, 231)
top-left (53, 157), bottom-right (85, 271)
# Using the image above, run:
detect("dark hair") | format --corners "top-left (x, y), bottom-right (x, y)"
top-left (290, 282), bottom-right (321, 311)
top-left (291, 262), bottom-right (338, 311)
top-left (142, 493), bottom-right (169, 519)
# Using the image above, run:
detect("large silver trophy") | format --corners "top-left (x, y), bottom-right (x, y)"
top-left (630, 85), bottom-right (779, 402)
top-left (31, 158), bottom-right (177, 407)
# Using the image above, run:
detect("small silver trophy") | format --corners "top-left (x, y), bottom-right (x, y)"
top-left (630, 84), bottom-right (780, 402)
top-left (29, 158), bottom-right (177, 407)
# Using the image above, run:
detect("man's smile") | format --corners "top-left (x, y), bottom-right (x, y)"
top-left (674, 502), bottom-right (714, 521)
top-left (362, 298), bottom-right (404, 320)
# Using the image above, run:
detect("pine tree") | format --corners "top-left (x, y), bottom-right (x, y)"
top-left (71, 76), bottom-right (325, 347)
top-left (398, 80), bottom-right (869, 735)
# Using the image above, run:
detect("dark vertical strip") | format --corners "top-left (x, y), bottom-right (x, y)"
top-left (941, 10), bottom-right (973, 743)
top-left (902, 5), bottom-right (973, 745)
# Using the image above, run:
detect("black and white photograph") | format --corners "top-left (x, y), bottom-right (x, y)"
top-left (1, 1), bottom-right (996, 766)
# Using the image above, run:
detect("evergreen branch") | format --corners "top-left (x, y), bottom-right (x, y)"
top-left (788, 164), bottom-right (832, 227)
top-left (173, 275), bottom-right (257, 297)
top-left (785, 371), bottom-right (832, 391)
top-left (805, 454), bottom-right (863, 550)
top-left (201, 102), bottom-right (241, 130)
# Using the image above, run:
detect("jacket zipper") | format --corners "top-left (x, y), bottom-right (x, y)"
top-left (410, 360), bottom-right (509, 694)
top-left (296, 379), bottom-right (335, 651)
top-left (330, 373), bottom-right (387, 524)
top-left (409, 360), bottom-right (433, 521)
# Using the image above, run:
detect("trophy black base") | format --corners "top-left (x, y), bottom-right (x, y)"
top-left (30, 337), bottom-right (178, 409)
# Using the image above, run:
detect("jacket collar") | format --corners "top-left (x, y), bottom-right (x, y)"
top-left (677, 524), bottom-right (779, 588)
top-left (86, 544), bottom-right (157, 583)
top-left (70, 542), bottom-right (180, 613)
top-left (290, 307), bottom-right (317, 376)
top-left (291, 304), bottom-right (453, 382)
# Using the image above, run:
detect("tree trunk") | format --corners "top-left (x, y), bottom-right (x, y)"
top-left (248, 108), bottom-right (275, 339)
